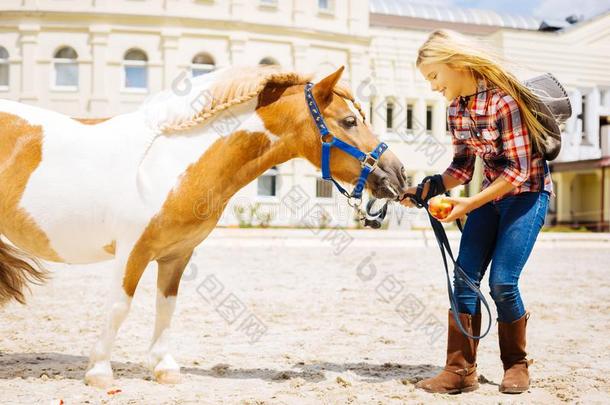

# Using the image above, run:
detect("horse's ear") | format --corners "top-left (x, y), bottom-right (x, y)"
top-left (312, 66), bottom-right (345, 107)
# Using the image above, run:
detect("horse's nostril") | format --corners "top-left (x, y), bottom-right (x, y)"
top-left (376, 174), bottom-right (390, 185)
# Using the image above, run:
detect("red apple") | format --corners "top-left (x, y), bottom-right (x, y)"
top-left (428, 196), bottom-right (454, 220)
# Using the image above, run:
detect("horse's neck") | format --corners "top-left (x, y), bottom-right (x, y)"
top-left (175, 128), bottom-right (291, 206)
top-left (136, 102), bottom-right (292, 211)
top-left (212, 131), bottom-right (291, 199)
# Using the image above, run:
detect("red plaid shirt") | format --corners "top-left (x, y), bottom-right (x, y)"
top-left (444, 80), bottom-right (553, 199)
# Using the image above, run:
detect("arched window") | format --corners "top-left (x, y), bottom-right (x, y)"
top-left (191, 53), bottom-right (215, 77)
top-left (318, 0), bottom-right (333, 11)
top-left (123, 49), bottom-right (148, 90)
top-left (257, 166), bottom-right (278, 196)
top-left (259, 57), bottom-right (279, 66)
top-left (0, 46), bottom-right (8, 88)
top-left (53, 46), bottom-right (78, 88)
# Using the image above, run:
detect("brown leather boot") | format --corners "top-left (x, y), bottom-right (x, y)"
top-left (498, 313), bottom-right (533, 394)
top-left (415, 310), bottom-right (481, 394)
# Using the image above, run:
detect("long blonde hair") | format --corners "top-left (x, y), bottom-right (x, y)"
top-left (417, 29), bottom-right (547, 152)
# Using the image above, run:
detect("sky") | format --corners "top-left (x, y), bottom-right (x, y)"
top-left (418, 0), bottom-right (610, 20)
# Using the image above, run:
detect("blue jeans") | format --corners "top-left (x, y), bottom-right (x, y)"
top-left (454, 191), bottom-right (549, 323)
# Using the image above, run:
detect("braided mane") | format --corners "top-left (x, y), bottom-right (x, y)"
top-left (140, 65), bottom-right (366, 134)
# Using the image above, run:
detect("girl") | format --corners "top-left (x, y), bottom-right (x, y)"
top-left (401, 29), bottom-right (553, 394)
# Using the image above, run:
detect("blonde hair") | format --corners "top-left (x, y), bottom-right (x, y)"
top-left (417, 29), bottom-right (548, 152)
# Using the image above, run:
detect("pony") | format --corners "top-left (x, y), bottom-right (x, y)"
top-left (0, 65), bottom-right (407, 387)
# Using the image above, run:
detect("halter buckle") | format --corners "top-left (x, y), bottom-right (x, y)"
top-left (347, 195), bottom-right (363, 209)
top-left (361, 154), bottom-right (379, 171)
top-left (321, 132), bottom-right (333, 144)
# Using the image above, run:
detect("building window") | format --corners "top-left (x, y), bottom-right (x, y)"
top-left (191, 53), bottom-right (215, 77)
top-left (257, 166), bottom-right (278, 196)
top-left (53, 47), bottom-right (78, 89)
top-left (318, 0), bottom-right (334, 12)
top-left (406, 103), bottom-right (413, 131)
top-left (386, 101), bottom-right (394, 130)
top-left (0, 46), bottom-right (8, 88)
top-left (579, 94), bottom-right (586, 140)
top-left (426, 105), bottom-right (433, 132)
top-left (316, 178), bottom-right (333, 198)
top-left (259, 57), bottom-right (279, 66)
top-left (259, 0), bottom-right (278, 6)
top-left (123, 49), bottom-right (148, 90)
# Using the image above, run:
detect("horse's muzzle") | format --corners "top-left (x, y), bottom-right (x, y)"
top-left (369, 157), bottom-right (408, 201)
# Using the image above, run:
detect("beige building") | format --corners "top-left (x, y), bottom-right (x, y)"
top-left (1, 0), bottom-right (609, 229)
top-left (497, 12), bottom-right (610, 231)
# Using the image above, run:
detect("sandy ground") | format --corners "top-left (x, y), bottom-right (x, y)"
top-left (1, 229), bottom-right (610, 404)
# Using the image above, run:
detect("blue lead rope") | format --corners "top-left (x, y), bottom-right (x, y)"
top-left (305, 82), bottom-right (388, 201)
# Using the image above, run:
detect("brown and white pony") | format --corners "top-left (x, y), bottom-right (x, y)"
top-left (0, 66), bottom-right (407, 387)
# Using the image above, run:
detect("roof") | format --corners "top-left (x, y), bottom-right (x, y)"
top-left (369, 0), bottom-right (542, 30)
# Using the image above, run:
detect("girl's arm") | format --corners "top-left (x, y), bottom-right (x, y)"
top-left (439, 177), bottom-right (515, 222)
top-left (440, 94), bottom-right (531, 222)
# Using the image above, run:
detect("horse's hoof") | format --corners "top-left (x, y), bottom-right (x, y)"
top-left (154, 368), bottom-right (181, 384)
top-left (84, 371), bottom-right (114, 388)
top-left (85, 362), bottom-right (114, 388)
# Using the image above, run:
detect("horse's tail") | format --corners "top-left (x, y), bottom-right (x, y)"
top-left (0, 236), bottom-right (49, 306)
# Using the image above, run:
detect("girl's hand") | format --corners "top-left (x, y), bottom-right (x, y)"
top-left (438, 196), bottom-right (476, 223)
top-left (400, 181), bottom-right (432, 208)
top-left (399, 187), bottom-right (418, 208)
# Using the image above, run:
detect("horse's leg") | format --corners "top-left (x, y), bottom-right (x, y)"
top-left (85, 244), bottom-right (151, 388)
top-left (147, 251), bottom-right (193, 384)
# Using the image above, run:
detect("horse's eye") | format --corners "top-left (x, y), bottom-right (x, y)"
top-left (341, 116), bottom-right (357, 128)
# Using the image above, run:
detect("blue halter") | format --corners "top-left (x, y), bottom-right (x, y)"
top-left (304, 82), bottom-right (388, 203)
